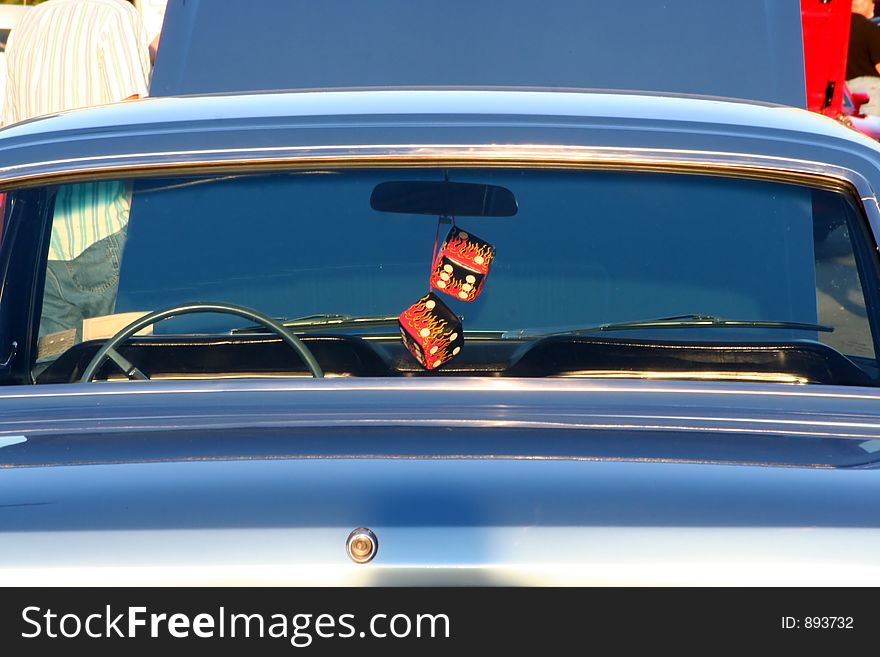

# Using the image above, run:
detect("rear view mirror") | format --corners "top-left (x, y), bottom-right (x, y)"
top-left (370, 181), bottom-right (518, 217)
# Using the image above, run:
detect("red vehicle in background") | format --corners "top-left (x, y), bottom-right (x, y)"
top-left (802, 0), bottom-right (880, 139)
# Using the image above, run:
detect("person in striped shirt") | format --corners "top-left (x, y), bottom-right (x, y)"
top-left (1, 0), bottom-right (151, 346)
top-left (2, 0), bottom-right (150, 126)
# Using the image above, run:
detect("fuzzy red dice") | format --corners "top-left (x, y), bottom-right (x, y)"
top-left (430, 226), bottom-right (495, 302)
top-left (398, 292), bottom-right (463, 370)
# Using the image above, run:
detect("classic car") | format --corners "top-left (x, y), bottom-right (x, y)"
top-left (2, 0), bottom-right (880, 586)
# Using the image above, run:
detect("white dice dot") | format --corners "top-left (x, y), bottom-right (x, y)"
top-left (436, 280), bottom-right (447, 288)
top-left (432, 359), bottom-right (442, 368)
top-left (452, 346), bottom-right (461, 356)
top-left (459, 232), bottom-right (469, 240)
top-left (430, 346), bottom-right (439, 355)
top-left (465, 275), bottom-right (476, 284)
top-left (458, 291), bottom-right (468, 299)
top-left (443, 264), bottom-right (454, 273)
top-left (419, 328), bottom-right (430, 337)
top-left (450, 332), bottom-right (458, 341)
top-left (474, 255), bottom-right (484, 265)
top-left (425, 300), bottom-right (436, 310)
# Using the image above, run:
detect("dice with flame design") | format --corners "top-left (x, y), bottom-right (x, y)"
top-left (430, 226), bottom-right (495, 302)
top-left (398, 292), bottom-right (463, 370)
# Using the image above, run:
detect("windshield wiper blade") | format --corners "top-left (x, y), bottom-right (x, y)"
top-left (503, 314), bottom-right (835, 339)
top-left (231, 313), bottom-right (402, 334)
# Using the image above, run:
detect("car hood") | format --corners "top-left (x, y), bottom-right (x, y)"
top-left (151, 0), bottom-right (806, 106)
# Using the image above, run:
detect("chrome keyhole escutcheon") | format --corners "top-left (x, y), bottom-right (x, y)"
top-left (346, 528), bottom-right (378, 564)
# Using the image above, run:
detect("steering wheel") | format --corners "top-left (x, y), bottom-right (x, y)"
top-left (79, 302), bottom-right (324, 382)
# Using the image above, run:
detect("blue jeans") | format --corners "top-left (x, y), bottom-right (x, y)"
top-left (39, 226), bottom-right (127, 339)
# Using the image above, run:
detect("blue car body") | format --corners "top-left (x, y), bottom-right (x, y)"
top-left (1, 87), bottom-right (880, 584)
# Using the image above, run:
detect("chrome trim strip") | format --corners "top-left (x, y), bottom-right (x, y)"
top-left (0, 143), bottom-right (867, 183)
top-left (3, 377), bottom-right (880, 402)
top-left (1, 143), bottom-right (877, 236)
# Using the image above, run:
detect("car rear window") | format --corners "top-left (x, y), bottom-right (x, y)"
top-left (23, 168), bottom-right (880, 382)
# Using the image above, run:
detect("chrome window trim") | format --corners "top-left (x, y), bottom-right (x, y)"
top-left (1, 143), bottom-right (877, 238)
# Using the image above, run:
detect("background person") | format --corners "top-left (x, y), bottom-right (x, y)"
top-left (847, 0), bottom-right (880, 115)
top-left (2, 0), bottom-right (150, 125)
top-left (0, 0), bottom-right (151, 348)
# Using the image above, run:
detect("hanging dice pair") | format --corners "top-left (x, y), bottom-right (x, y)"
top-left (398, 226), bottom-right (495, 370)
